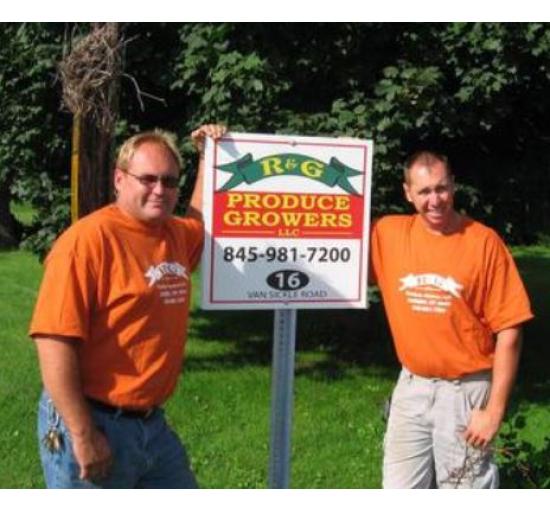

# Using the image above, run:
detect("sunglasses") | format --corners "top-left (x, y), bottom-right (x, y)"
top-left (123, 170), bottom-right (180, 189)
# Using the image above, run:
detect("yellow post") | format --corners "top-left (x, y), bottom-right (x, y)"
top-left (70, 113), bottom-right (81, 223)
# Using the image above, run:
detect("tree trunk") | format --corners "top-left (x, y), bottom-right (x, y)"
top-left (0, 182), bottom-right (22, 248)
top-left (76, 115), bottom-right (114, 218)
top-left (68, 22), bottom-right (120, 220)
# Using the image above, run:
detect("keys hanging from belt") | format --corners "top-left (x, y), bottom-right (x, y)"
top-left (42, 427), bottom-right (63, 453)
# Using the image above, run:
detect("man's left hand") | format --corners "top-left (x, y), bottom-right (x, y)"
top-left (462, 408), bottom-right (502, 449)
top-left (191, 124), bottom-right (227, 154)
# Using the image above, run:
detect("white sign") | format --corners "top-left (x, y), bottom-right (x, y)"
top-left (201, 132), bottom-right (373, 310)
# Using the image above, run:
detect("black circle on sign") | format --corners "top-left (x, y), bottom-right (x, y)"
top-left (266, 270), bottom-right (309, 291)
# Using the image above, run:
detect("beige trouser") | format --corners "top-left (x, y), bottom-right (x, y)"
top-left (383, 367), bottom-right (498, 489)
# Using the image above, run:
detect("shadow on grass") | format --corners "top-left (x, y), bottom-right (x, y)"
top-left (187, 251), bottom-right (550, 406)
top-left (186, 308), bottom-right (273, 371)
top-left (187, 301), bottom-right (400, 382)
top-left (512, 254), bottom-right (550, 406)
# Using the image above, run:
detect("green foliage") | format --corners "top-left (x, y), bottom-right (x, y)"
top-left (19, 187), bottom-right (70, 261)
top-left (497, 413), bottom-right (550, 488)
top-left (0, 23), bottom-right (70, 254)
top-left (172, 24), bottom-right (292, 134)
top-left (3, 22), bottom-right (550, 254)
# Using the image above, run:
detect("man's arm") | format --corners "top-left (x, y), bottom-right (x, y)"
top-left (34, 336), bottom-right (112, 480)
top-left (463, 326), bottom-right (523, 448)
top-left (187, 124), bottom-right (227, 221)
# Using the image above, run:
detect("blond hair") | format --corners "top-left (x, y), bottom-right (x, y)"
top-left (115, 129), bottom-right (183, 171)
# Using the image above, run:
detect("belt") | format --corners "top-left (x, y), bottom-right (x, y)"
top-left (87, 397), bottom-right (157, 420)
top-left (401, 367), bottom-right (491, 384)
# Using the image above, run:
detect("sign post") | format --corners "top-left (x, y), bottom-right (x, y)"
top-left (268, 309), bottom-right (297, 488)
top-left (202, 133), bottom-right (373, 488)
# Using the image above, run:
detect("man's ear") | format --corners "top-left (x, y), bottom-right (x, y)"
top-left (403, 182), bottom-right (413, 203)
top-left (114, 168), bottom-right (124, 194)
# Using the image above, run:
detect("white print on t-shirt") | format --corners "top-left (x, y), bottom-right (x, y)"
top-left (145, 262), bottom-right (188, 287)
top-left (145, 262), bottom-right (189, 305)
top-left (398, 273), bottom-right (463, 314)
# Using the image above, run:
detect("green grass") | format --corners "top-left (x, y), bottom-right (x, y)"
top-left (507, 246), bottom-right (550, 451)
top-left (0, 246), bottom-right (549, 488)
top-left (0, 250), bottom-right (45, 488)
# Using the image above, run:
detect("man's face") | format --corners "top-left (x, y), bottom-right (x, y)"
top-left (403, 160), bottom-right (456, 234)
top-left (114, 142), bottom-right (180, 225)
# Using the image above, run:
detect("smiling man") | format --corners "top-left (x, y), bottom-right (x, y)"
top-left (29, 124), bottom-right (225, 488)
top-left (370, 151), bottom-right (534, 488)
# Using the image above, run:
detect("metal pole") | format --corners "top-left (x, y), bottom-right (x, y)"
top-left (268, 308), bottom-right (297, 488)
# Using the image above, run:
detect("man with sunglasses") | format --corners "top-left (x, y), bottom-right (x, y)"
top-left (30, 124), bottom-right (225, 488)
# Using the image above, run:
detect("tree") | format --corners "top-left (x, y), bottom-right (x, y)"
top-left (0, 23), bottom-right (68, 248)
top-left (59, 22), bottom-right (122, 220)
top-left (5, 22), bottom-right (550, 254)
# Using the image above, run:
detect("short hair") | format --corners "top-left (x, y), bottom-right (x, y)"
top-left (403, 150), bottom-right (452, 183)
top-left (115, 129), bottom-right (183, 171)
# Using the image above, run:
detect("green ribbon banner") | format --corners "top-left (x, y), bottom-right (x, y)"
top-left (216, 153), bottom-right (363, 195)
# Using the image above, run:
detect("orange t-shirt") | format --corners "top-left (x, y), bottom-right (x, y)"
top-left (370, 214), bottom-right (533, 379)
top-left (29, 204), bottom-right (204, 408)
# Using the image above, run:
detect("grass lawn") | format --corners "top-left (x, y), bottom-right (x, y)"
top-left (0, 250), bottom-right (45, 488)
top-left (0, 245), bottom-right (548, 488)
top-left (504, 248), bottom-right (550, 446)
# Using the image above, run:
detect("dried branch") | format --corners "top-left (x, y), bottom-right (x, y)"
top-left (59, 23), bottom-right (123, 133)
top-left (121, 72), bottom-right (167, 111)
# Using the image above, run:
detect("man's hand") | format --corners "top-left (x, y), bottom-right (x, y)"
top-left (462, 408), bottom-right (502, 449)
top-left (187, 124), bottom-right (228, 220)
top-left (34, 337), bottom-right (114, 482)
top-left (191, 124), bottom-right (227, 154)
top-left (462, 327), bottom-right (523, 450)
top-left (72, 427), bottom-right (113, 481)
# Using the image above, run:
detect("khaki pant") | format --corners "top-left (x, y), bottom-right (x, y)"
top-left (383, 367), bottom-right (498, 489)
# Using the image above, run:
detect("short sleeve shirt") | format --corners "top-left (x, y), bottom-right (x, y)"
top-left (370, 214), bottom-right (533, 378)
top-left (29, 205), bottom-right (204, 407)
